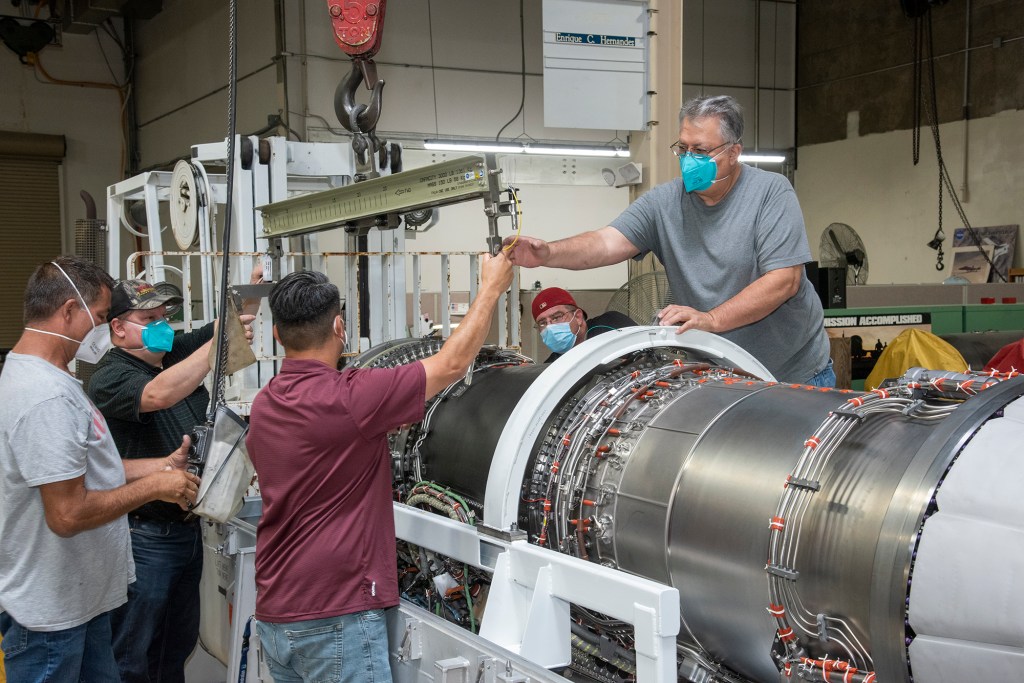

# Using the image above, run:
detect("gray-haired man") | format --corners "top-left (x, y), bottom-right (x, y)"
top-left (503, 94), bottom-right (833, 386)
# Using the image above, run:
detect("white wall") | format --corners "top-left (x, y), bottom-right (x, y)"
top-left (314, 148), bottom-right (630, 293)
top-left (134, 0), bottom-right (278, 166)
top-left (10, 2), bottom-right (1019, 294)
top-left (0, 25), bottom-right (126, 249)
top-left (795, 108), bottom-right (1024, 285)
top-left (296, 0), bottom-right (619, 146)
top-left (397, 181), bottom-right (628, 293)
top-left (134, 0), bottom-right (626, 161)
top-left (683, 0), bottom-right (796, 152)
top-left (127, 0), bottom-right (631, 291)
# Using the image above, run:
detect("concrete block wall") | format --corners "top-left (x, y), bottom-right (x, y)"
top-left (797, 0), bottom-right (1024, 145)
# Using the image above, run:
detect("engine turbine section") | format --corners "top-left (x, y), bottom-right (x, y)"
top-left (368, 328), bottom-right (1024, 683)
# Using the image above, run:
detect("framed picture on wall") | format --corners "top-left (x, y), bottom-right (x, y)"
top-left (950, 245), bottom-right (994, 284)
top-left (951, 225), bottom-right (1018, 282)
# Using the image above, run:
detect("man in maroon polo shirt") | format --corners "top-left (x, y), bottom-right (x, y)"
top-left (246, 252), bottom-right (513, 683)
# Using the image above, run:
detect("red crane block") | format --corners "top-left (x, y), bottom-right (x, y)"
top-left (327, 0), bottom-right (387, 58)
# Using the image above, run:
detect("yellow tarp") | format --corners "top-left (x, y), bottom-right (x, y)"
top-left (865, 328), bottom-right (968, 390)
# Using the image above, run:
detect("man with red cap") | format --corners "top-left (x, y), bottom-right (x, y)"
top-left (532, 287), bottom-right (636, 362)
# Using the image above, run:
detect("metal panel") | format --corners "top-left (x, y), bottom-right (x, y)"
top-left (0, 157), bottom-right (62, 350)
top-left (541, 0), bottom-right (648, 130)
top-left (908, 400), bottom-right (1024, 678)
top-left (701, 0), bottom-right (755, 87)
top-left (647, 381), bottom-right (760, 433)
top-left (0, 131), bottom-right (66, 159)
top-left (665, 385), bottom-right (913, 680)
top-left (387, 603), bottom-right (569, 683)
top-left (611, 427), bottom-right (696, 583)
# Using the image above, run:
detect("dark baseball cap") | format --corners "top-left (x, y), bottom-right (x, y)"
top-left (109, 280), bottom-right (183, 320)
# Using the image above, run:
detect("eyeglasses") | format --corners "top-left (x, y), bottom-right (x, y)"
top-left (669, 140), bottom-right (734, 158)
top-left (535, 308), bottom-right (576, 330)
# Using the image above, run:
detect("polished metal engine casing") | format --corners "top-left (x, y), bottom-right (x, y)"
top-left (368, 329), bottom-right (1024, 682)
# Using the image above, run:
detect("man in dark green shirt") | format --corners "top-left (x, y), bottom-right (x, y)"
top-left (87, 279), bottom-right (255, 683)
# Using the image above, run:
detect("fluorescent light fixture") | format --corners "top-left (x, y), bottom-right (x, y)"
top-left (424, 140), bottom-right (525, 154)
top-left (739, 153), bottom-right (787, 164)
top-left (527, 145), bottom-right (629, 157)
top-left (424, 139), bottom-right (628, 158)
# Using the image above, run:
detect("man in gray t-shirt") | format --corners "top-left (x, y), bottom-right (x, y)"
top-left (503, 95), bottom-right (832, 386)
top-left (0, 257), bottom-right (201, 683)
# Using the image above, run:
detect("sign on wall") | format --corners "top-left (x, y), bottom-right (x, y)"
top-left (825, 312), bottom-right (933, 382)
top-left (542, 0), bottom-right (648, 131)
top-left (951, 225), bottom-right (1018, 283)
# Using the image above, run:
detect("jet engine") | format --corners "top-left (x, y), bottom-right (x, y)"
top-left (355, 327), bottom-right (1024, 683)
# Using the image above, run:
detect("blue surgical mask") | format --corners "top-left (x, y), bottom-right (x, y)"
top-left (679, 146), bottom-right (730, 193)
top-left (541, 322), bottom-right (576, 355)
top-left (128, 319), bottom-right (175, 353)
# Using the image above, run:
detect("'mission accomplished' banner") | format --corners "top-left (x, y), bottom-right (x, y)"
top-left (825, 313), bottom-right (931, 328)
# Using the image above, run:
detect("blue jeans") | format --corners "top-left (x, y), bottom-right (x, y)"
top-left (0, 611), bottom-right (120, 683)
top-left (805, 358), bottom-right (837, 388)
top-left (110, 517), bottom-right (203, 683)
top-left (256, 610), bottom-right (393, 683)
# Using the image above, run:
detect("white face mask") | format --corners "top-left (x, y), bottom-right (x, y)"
top-left (24, 262), bottom-right (112, 364)
top-left (335, 316), bottom-right (348, 353)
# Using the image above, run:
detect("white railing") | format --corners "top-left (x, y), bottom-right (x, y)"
top-left (126, 249), bottom-right (522, 413)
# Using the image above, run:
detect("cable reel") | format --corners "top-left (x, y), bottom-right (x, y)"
top-left (169, 159), bottom-right (210, 250)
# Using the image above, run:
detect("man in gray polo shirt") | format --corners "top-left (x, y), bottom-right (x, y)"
top-left (503, 95), bottom-right (833, 386)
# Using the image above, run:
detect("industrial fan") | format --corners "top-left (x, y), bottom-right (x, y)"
top-left (606, 270), bottom-right (674, 325)
top-left (819, 222), bottom-right (869, 285)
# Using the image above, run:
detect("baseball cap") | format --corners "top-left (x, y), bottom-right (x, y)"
top-left (109, 280), bottom-right (184, 320)
top-left (531, 287), bottom-right (579, 321)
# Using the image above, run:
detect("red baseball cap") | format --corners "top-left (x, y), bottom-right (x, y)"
top-left (532, 287), bottom-right (578, 321)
